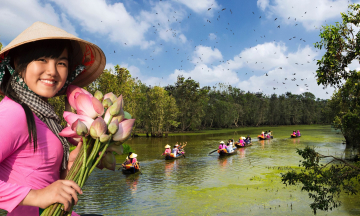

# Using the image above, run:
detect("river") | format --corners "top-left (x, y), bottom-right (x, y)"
top-left (1, 125), bottom-right (359, 215)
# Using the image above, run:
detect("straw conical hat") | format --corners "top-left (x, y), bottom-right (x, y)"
top-left (129, 153), bottom-right (137, 158)
top-left (165, 144), bottom-right (171, 148)
top-left (0, 21), bottom-right (106, 95)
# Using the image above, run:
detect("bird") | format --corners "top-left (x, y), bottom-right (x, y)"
top-left (277, 25), bottom-right (280, 28)
top-left (274, 18), bottom-right (277, 21)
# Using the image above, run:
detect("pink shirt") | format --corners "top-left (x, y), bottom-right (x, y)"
top-left (0, 97), bottom-right (78, 216)
top-left (164, 148), bottom-right (171, 154)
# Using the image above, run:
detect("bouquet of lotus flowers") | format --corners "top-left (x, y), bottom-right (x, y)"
top-left (41, 85), bottom-right (135, 216)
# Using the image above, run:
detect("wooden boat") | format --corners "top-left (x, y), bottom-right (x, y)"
top-left (165, 153), bottom-right (185, 160)
top-left (218, 148), bottom-right (237, 156)
top-left (291, 134), bottom-right (301, 138)
top-left (257, 135), bottom-right (273, 140)
top-left (235, 143), bottom-right (253, 148)
top-left (122, 167), bottom-right (140, 174)
top-left (122, 163), bottom-right (140, 174)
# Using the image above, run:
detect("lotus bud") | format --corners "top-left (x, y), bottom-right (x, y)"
top-left (89, 117), bottom-right (107, 139)
top-left (104, 92), bottom-right (117, 103)
top-left (109, 101), bottom-right (121, 116)
top-left (108, 119), bottom-right (119, 134)
top-left (112, 119), bottom-right (135, 142)
top-left (107, 143), bottom-right (124, 155)
top-left (100, 134), bottom-right (111, 143)
top-left (102, 98), bottom-right (113, 109)
top-left (102, 152), bottom-right (116, 171)
top-left (112, 114), bottom-right (124, 124)
top-left (124, 111), bottom-right (132, 119)
top-left (94, 90), bottom-right (104, 101)
top-left (116, 95), bottom-right (124, 110)
top-left (72, 119), bottom-right (88, 136)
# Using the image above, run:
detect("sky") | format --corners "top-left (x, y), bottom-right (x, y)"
top-left (1, 0), bottom-right (359, 99)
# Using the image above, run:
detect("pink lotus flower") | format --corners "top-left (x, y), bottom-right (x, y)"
top-left (76, 93), bottom-right (104, 119)
top-left (103, 92), bottom-right (117, 103)
top-left (112, 119), bottom-right (135, 143)
top-left (99, 152), bottom-right (116, 171)
top-left (67, 85), bottom-right (92, 110)
top-left (63, 111), bottom-right (94, 130)
top-left (107, 143), bottom-right (123, 155)
top-left (89, 117), bottom-right (107, 139)
top-left (59, 119), bottom-right (88, 138)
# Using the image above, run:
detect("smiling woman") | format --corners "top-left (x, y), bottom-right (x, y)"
top-left (0, 22), bottom-right (105, 216)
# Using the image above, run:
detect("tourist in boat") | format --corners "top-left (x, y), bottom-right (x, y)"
top-left (219, 141), bottom-right (226, 149)
top-left (226, 142), bottom-right (234, 153)
top-left (122, 152), bottom-right (137, 167)
top-left (297, 130), bottom-right (301, 137)
top-left (162, 144), bottom-right (171, 156)
top-left (293, 130), bottom-right (296, 135)
top-left (245, 135), bottom-right (251, 144)
top-left (268, 130), bottom-right (272, 136)
top-left (178, 142), bottom-right (186, 154)
top-left (238, 137), bottom-right (244, 146)
top-left (172, 144), bottom-right (180, 157)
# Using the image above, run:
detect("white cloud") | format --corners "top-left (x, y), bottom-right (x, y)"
top-left (257, 0), bottom-right (269, 11)
top-left (0, 0), bottom-right (77, 42)
top-left (175, 0), bottom-right (220, 14)
top-left (192, 45), bottom-right (223, 64)
top-left (261, 0), bottom-right (350, 31)
top-left (209, 33), bottom-right (217, 40)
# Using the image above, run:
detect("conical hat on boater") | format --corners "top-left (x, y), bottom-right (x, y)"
top-left (0, 21), bottom-right (106, 95)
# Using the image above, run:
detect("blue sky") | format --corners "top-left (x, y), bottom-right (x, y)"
top-left (1, 0), bottom-right (359, 99)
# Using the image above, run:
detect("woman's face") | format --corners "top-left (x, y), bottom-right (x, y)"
top-left (21, 49), bottom-right (68, 98)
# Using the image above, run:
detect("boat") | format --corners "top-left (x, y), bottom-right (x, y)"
top-left (291, 134), bottom-right (301, 138)
top-left (235, 143), bottom-right (253, 148)
top-left (218, 148), bottom-right (237, 156)
top-left (257, 135), bottom-right (273, 140)
top-left (122, 163), bottom-right (140, 174)
top-left (165, 153), bottom-right (185, 160)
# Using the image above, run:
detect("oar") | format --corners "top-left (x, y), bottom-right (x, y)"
top-left (208, 149), bottom-right (218, 155)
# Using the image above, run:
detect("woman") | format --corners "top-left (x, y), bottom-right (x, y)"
top-left (172, 144), bottom-right (179, 157)
top-left (0, 22), bottom-right (105, 215)
top-left (297, 130), bottom-right (301, 137)
top-left (218, 141), bottom-right (226, 149)
top-left (162, 144), bottom-right (171, 155)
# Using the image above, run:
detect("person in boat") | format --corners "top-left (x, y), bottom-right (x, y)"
top-left (261, 131), bottom-right (265, 137)
top-left (122, 152), bottom-right (138, 167)
top-left (226, 142), bottom-right (234, 153)
top-left (293, 130), bottom-right (296, 136)
top-left (297, 130), bottom-right (301, 137)
top-left (268, 130), bottom-right (272, 136)
top-left (219, 141), bottom-right (226, 149)
top-left (238, 137), bottom-right (244, 146)
top-left (162, 144), bottom-right (171, 156)
top-left (178, 142), bottom-right (186, 154)
top-left (245, 135), bottom-right (251, 144)
top-left (172, 144), bottom-right (180, 157)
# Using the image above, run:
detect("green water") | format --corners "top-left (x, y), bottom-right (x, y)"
top-left (1, 125), bottom-right (360, 215)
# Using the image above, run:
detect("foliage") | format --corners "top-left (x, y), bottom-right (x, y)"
top-left (122, 144), bottom-right (134, 155)
top-left (281, 147), bottom-right (360, 214)
top-left (314, 4), bottom-right (360, 87)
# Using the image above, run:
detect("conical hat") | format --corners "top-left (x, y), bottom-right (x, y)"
top-left (0, 21), bottom-right (106, 95)
top-left (165, 144), bottom-right (171, 148)
top-left (129, 153), bottom-right (137, 158)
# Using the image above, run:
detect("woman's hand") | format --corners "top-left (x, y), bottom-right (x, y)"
top-left (61, 141), bottom-right (83, 179)
top-left (20, 180), bottom-right (83, 212)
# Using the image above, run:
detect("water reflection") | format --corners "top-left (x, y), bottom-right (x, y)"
top-left (292, 137), bottom-right (301, 144)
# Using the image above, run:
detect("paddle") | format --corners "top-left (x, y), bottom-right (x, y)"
top-left (208, 149), bottom-right (218, 155)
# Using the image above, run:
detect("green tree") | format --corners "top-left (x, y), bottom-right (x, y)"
top-left (282, 4), bottom-right (360, 214)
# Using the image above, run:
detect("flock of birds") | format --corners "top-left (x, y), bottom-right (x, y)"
top-left (107, 2), bottom-right (338, 96)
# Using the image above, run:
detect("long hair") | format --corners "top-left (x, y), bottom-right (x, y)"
top-left (0, 39), bottom-right (72, 151)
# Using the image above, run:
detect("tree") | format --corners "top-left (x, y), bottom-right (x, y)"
top-left (282, 4), bottom-right (360, 214)
top-left (315, 4), bottom-right (360, 87)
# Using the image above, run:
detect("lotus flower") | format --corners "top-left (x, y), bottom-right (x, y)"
top-left (103, 92), bottom-right (117, 103)
top-left (108, 119), bottom-right (119, 134)
top-left (76, 93), bottom-right (104, 119)
top-left (73, 119), bottom-right (88, 136)
top-left (102, 98), bottom-right (113, 109)
top-left (59, 119), bottom-right (87, 138)
top-left (112, 119), bottom-right (135, 143)
top-left (100, 152), bottom-right (116, 171)
top-left (67, 85), bottom-right (92, 110)
top-left (100, 134), bottom-right (111, 143)
top-left (107, 143), bottom-right (123, 155)
top-left (94, 90), bottom-right (104, 101)
top-left (63, 111), bottom-right (94, 130)
top-left (89, 117), bottom-right (107, 139)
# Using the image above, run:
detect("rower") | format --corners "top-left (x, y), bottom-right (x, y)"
top-left (162, 144), bottom-right (171, 156)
